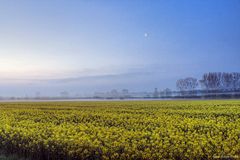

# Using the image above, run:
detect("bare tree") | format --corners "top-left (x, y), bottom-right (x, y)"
top-left (176, 77), bottom-right (198, 94)
top-left (176, 79), bottom-right (186, 92)
top-left (232, 73), bottom-right (240, 90)
top-left (185, 77), bottom-right (198, 91)
top-left (221, 73), bottom-right (232, 90)
top-left (200, 72), bottom-right (240, 91)
top-left (201, 72), bottom-right (221, 90)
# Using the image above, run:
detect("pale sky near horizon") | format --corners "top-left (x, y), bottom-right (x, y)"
top-left (0, 0), bottom-right (239, 96)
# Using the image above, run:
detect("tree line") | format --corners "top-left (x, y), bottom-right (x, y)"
top-left (176, 72), bottom-right (240, 92)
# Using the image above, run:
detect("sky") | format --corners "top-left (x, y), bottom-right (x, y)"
top-left (0, 0), bottom-right (239, 96)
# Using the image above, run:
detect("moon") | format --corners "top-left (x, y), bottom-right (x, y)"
top-left (144, 33), bottom-right (149, 38)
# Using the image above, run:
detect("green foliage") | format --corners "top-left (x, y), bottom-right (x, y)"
top-left (0, 100), bottom-right (240, 159)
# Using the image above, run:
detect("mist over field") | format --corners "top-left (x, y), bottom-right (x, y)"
top-left (0, 64), bottom-right (189, 96)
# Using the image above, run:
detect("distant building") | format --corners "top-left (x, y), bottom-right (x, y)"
top-left (163, 88), bottom-right (172, 97)
top-left (121, 89), bottom-right (130, 98)
top-left (153, 88), bottom-right (159, 98)
top-left (60, 91), bottom-right (69, 98)
top-left (35, 92), bottom-right (41, 98)
top-left (94, 92), bottom-right (105, 98)
top-left (110, 89), bottom-right (119, 98)
top-left (122, 89), bottom-right (129, 95)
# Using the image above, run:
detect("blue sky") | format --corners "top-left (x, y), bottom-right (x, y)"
top-left (0, 0), bottom-right (239, 96)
